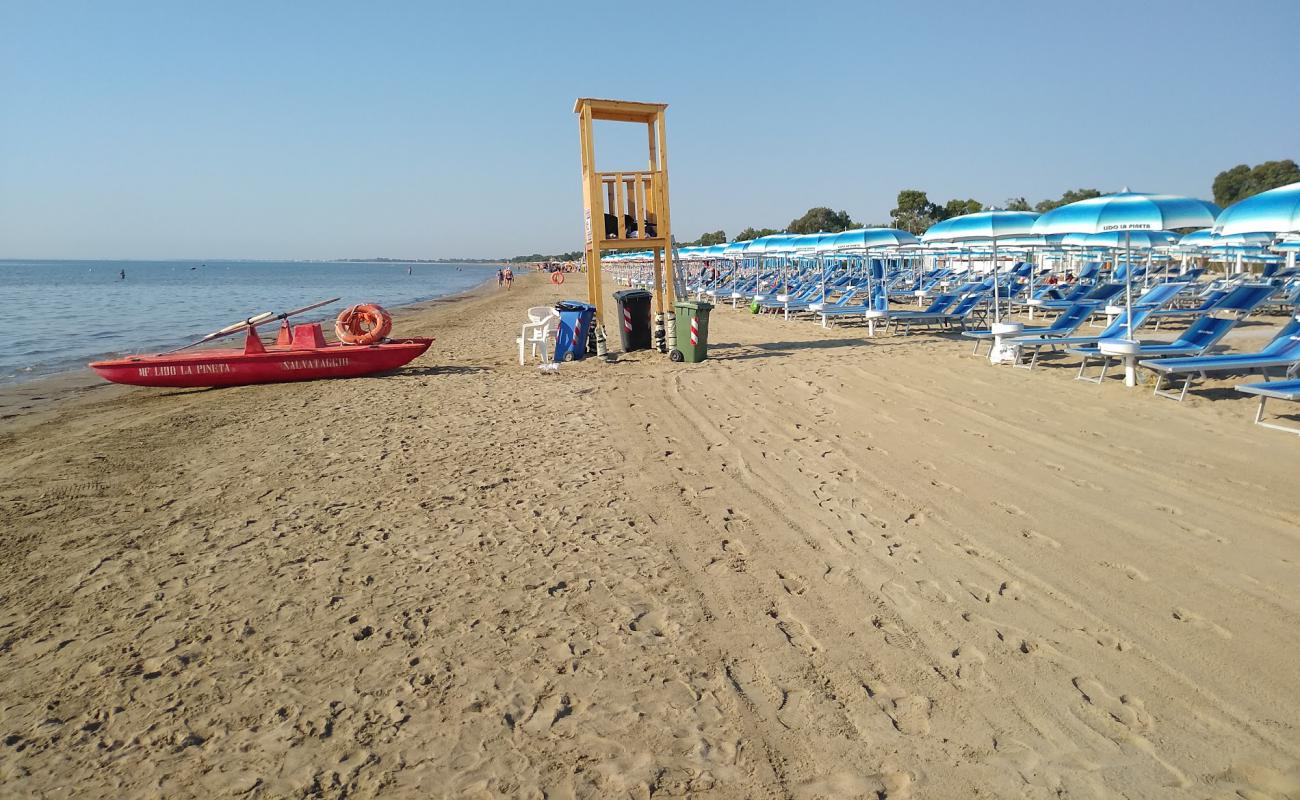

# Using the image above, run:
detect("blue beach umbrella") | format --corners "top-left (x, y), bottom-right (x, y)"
top-left (1062, 230), bottom-right (1178, 249)
top-left (830, 228), bottom-right (921, 304)
top-left (1033, 191), bottom-right (1219, 348)
top-left (1176, 229), bottom-right (1277, 276)
top-left (830, 228), bottom-right (921, 251)
top-left (922, 211), bottom-right (1039, 321)
top-left (1213, 181), bottom-right (1300, 235)
top-left (1176, 228), bottom-right (1273, 249)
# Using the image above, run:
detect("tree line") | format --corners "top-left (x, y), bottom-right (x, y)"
top-left (515, 158), bottom-right (1298, 258)
top-left (682, 159), bottom-right (1300, 243)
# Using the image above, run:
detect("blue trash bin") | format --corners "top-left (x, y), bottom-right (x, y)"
top-left (554, 300), bottom-right (597, 361)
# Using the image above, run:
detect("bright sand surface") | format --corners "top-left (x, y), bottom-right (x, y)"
top-left (2, 273), bottom-right (1298, 798)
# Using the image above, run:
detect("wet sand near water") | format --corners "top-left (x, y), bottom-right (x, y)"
top-left (1, 273), bottom-right (1298, 798)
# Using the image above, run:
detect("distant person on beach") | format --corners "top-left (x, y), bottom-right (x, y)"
top-left (504, 267), bottom-right (514, 290)
top-left (497, 269), bottom-right (504, 287)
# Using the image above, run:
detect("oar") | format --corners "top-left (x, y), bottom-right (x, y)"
top-left (162, 298), bottom-right (343, 353)
top-left (271, 297), bottom-right (342, 323)
top-left (162, 312), bottom-right (276, 353)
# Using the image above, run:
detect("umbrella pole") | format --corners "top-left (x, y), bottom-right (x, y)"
top-left (992, 239), bottom-right (1001, 323)
top-left (1027, 246), bottom-right (1036, 320)
top-left (820, 255), bottom-right (826, 306)
top-left (1124, 230), bottom-right (1133, 340)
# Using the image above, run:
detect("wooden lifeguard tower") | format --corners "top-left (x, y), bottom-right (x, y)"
top-left (574, 97), bottom-right (675, 353)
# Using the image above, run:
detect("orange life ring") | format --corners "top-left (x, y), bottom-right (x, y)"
top-left (335, 303), bottom-right (393, 345)
top-left (550, 271), bottom-right (564, 285)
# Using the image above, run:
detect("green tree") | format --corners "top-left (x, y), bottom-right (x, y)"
top-left (890, 189), bottom-right (941, 234)
top-left (940, 198), bottom-right (983, 219)
top-left (1214, 160), bottom-right (1300, 206)
top-left (734, 226), bottom-right (781, 242)
top-left (787, 207), bottom-right (858, 234)
top-left (683, 230), bottom-right (727, 246)
top-left (1004, 197), bottom-right (1032, 211)
top-left (1248, 159), bottom-right (1300, 195)
top-left (1034, 188), bottom-right (1102, 213)
top-left (1212, 164), bottom-right (1252, 206)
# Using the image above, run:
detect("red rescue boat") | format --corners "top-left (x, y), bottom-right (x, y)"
top-left (89, 300), bottom-right (432, 388)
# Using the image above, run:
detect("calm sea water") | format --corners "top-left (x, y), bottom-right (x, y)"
top-left (0, 260), bottom-right (500, 384)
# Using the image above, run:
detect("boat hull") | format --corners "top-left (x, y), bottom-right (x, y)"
top-left (89, 339), bottom-right (433, 388)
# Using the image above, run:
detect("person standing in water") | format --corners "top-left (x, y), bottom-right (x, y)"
top-left (119, 269), bottom-right (126, 280)
top-left (407, 265), bottom-right (413, 276)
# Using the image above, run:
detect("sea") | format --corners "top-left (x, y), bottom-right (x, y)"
top-left (0, 260), bottom-right (501, 384)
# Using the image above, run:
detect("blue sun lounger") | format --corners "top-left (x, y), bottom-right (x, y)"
top-left (881, 293), bottom-right (962, 335)
top-left (804, 286), bottom-right (862, 314)
top-left (1140, 317), bottom-right (1300, 401)
top-left (1068, 316), bottom-right (1238, 384)
top-left (1234, 379), bottom-right (1300, 435)
top-left (889, 292), bottom-right (990, 335)
top-left (1007, 305), bottom-right (1157, 369)
top-left (1148, 284), bottom-right (1277, 323)
top-left (962, 302), bottom-right (1097, 356)
top-left (817, 285), bottom-right (890, 331)
top-left (1037, 282), bottom-right (1124, 313)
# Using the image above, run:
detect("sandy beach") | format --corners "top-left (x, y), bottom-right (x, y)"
top-left (2, 272), bottom-right (1298, 798)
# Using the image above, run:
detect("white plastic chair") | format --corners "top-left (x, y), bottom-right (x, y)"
top-left (518, 307), bottom-right (559, 365)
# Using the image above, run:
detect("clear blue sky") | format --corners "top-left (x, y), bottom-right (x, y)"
top-left (3, 0), bottom-right (1298, 260)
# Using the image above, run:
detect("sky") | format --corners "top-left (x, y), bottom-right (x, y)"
top-left (3, 0), bottom-right (1298, 261)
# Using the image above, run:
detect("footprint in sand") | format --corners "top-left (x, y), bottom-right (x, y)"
top-left (629, 608), bottom-right (677, 639)
top-left (1073, 676), bottom-right (1152, 732)
top-left (719, 538), bottom-right (748, 573)
top-left (865, 683), bottom-right (932, 736)
top-left (769, 607), bottom-right (820, 655)
top-left (775, 686), bottom-right (850, 737)
top-left (1171, 607), bottom-right (1232, 639)
top-left (993, 500), bottom-right (1027, 517)
top-left (520, 693), bottom-right (573, 735)
top-left (871, 615), bottom-right (920, 651)
top-left (822, 565), bottom-right (853, 586)
top-left (722, 507), bottom-right (750, 533)
top-left (915, 579), bottom-right (953, 604)
top-left (951, 645), bottom-right (991, 689)
top-left (778, 570), bottom-right (808, 596)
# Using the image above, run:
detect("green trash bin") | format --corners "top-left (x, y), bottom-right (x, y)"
top-left (670, 300), bottom-right (714, 362)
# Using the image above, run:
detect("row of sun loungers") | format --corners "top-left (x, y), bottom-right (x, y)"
top-left (682, 262), bottom-right (1300, 434)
